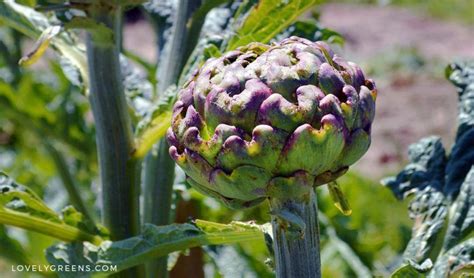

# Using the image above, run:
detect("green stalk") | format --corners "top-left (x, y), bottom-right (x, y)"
top-left (0, 209), bottom-right (102, 245)
top-left (45, 142), bottom-right (94, 222)
top-left (143, 1), bottom-right (203, 277)
top-left (86, 6), bottom-right (142, 277)
top-left (143, 140), bottom-right (175, 277)
top-left (269, 189), bottom-right (322, 278)
top-left (86, 3), bottom-right (139, 246)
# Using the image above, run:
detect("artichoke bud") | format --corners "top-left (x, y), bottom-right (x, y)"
top-left (168, 36), bottom-right (377, 208)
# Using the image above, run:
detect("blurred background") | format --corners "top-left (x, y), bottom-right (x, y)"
top-left (0, 0), bottom-right (473, 277)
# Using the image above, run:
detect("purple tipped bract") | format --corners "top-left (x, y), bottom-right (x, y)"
top-left (167, 36), bottom-right (377, 208)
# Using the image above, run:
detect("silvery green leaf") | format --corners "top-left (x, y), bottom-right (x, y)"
top-left (442, 167), bottom-right (474, 251)
top-left (46, 220), bottom-right (266, 277)
top-left (444, 61), bottom-right (474, 199)
top-left (385, 61), bottom-right (474, 277)
top-left (429, 239), bottom-right (474, 278)
top-left (120, 56), bottom-right (154, 115)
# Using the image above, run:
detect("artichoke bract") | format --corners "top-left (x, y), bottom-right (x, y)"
top-left (167, 36), bottom-right (376, 209)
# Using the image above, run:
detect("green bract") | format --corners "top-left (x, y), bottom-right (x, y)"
top-left (167, 37), bottom-right (377, 208)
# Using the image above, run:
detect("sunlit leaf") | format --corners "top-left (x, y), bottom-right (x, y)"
top-left (391, 264), bottom-right (425, 278)
top-left (0, 172), bottom-right (103, 245)
top-left (46, 220), bottom-right (268, 277)
top-left (19, 25), bottom-right (61, 66)
top-left (226, 0), bottom-right (321, 50)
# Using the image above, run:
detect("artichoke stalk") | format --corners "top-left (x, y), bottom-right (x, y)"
top-left (167, 37), bottom-right (377, 277)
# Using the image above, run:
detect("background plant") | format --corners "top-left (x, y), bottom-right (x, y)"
top-left (385, 62), bottom-right (473, 278)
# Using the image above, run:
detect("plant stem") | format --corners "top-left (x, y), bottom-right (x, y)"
top-left (86, 5), bottom-right (139, 242)
top-left (143, 140), bottom-right (175, 277)
top-left (45, 142), bottom-right (94, 222)
top-left (0, 209), bottom-right (102, 245)
top-left (269, 189), bottom-right (322, 278)
top-left (86, 6), bottom-right (143, 277)
top-left (143, 1), bottom-right (202, 277)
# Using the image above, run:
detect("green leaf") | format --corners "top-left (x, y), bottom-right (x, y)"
top-left (327, 181), bottom-right (352, 216)
top-left (0, 0), bottom-right (89, 87)
top-left (0, 225), bottom-right (34, 265)
top-left (226, 0), bottom-right (321, 50)
top-left (391, 264), bottom-right (426, 278)
top-left (19, 25), bottom-right (61, 66)
top-left (203, 43), bottom-right (223, 59)
top-left (0, 172), bottom-right (103, 245)
top-left (46, 220), bottom-right (268, 277)
top-left (281, 19), bottom-right (345, 45)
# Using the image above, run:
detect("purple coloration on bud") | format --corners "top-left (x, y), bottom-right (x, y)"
top-left (318, 63), bottom-right (345, 96)
top-left (167, 36), bottom-right (377, 208)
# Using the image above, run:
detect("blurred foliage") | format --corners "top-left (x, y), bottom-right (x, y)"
top-left (332, 0), bottom-right (474, 25)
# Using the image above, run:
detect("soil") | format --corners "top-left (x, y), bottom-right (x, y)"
top-left (320, 3), bottom-right (474, 178)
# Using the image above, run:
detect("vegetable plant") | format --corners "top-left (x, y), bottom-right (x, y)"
top-left (167, 36), bottom-right (376, 277)
top-left (384, 62), bottom-right (474, 278)
top-left (3, 0), bottom-right (468, 278)
top-left (0, 0), bottom-right (358, 276)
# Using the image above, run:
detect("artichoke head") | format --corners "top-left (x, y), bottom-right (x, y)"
top-left (167, 37), bottom-right (377, 209)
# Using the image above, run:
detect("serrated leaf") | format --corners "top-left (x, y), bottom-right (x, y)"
top-left (0, 172), bottom-right (60, 222)
top-left (143, 0), bottom-right (175, 53)
top-left (444, 61), bottom-right (474, 199)
top-left (226, 0), bottom-right (320, 50)
top-left (0, 172), bottom-right (102, 244)
top-left (46, 221), bottom-right (267, 277)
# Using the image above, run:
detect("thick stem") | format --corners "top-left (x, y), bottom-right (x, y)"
top-left (86, 6), bottom-right (139, 241)
top-left (87, 7), bottom-right (142, 277)
top-left (143, 140), bottom-right (175, 277)
top-left (143, 1), bottom-right (202, 277)
top-left (270, 189), bottom-right (321, 278)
